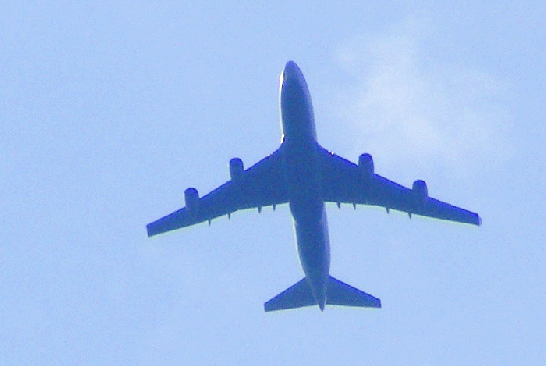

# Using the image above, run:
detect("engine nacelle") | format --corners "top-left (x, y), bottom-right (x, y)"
top-left (412, 180), bottom-right (428, 206)
top-left (229, 158), bottom-right (244, 182)
top-left (358, 153), bottom-right (374, 179)
top-left (184, 187), bottom-right (199, 212)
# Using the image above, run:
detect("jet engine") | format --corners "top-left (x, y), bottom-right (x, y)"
top-left (184, 187), bottom-right (199, 212)
top-left (358, 153), bottom-right (374, 179)
top-left (412, 180), bottom-right (428, 207)
top-left (230, 158), bottom-right (244, 182)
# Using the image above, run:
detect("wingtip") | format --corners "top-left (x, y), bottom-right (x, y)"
top-left (146, 223), bottom-right (155, 238)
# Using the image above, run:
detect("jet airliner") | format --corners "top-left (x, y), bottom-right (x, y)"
top-left (146, 61), bottom-right (481, 312)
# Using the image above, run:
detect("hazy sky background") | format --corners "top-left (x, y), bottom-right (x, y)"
top-left (2, 2), bottom-right (545, 365)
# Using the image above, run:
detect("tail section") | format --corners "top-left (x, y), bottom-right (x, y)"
top-left (264, 276), bottom-right (381, 312)
top-left (326, 276), bottom-right (381, 308)
top-left (264, 278), bottom-right (315, 312)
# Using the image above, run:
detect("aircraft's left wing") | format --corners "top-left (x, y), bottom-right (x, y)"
top-left (318, 147), bottom-right (481, 226)
top-left (147, 146), bottom-right (288, 237)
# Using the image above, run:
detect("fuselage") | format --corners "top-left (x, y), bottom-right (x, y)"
top-left (280, 61), bottom-right (330, 310)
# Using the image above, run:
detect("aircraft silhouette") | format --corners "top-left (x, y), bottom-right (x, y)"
top-left (147, 61), bottom-right (481, 311)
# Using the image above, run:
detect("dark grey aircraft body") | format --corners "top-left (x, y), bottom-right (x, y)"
top-left (147, 61), bottom-right (481, 311)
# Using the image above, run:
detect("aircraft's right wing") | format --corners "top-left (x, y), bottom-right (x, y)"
top-left (147, 146), bottom-right (289, 237)
top-left (318, 147), bottom-right (481, 226)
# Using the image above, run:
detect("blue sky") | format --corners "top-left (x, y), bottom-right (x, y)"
top-left (2, 2), bottom-right (544, 365)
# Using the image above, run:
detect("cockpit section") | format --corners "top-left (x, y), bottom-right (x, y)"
top-left (280, 61), bottom-right (316, 143)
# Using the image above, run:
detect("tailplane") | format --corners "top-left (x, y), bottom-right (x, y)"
top-left (264, 276), bottom-right (381, 312)
top-left (264, 278), bottom-right (315, 312)
top-left (326, 276), bottom-right (381, 308)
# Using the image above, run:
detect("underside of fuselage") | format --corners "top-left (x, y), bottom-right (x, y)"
top-left (280, 61), bottom-right (332, 310)
top-left (263, 61), bottom-right (382, 311)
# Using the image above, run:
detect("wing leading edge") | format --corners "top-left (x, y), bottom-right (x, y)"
top-left (318, 147), bottom-right (481, 226)
top-left (147, 147), bottom-right (289, 237)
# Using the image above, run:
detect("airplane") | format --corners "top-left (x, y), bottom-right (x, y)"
top-left (146, 61), bottom-right (482, 312)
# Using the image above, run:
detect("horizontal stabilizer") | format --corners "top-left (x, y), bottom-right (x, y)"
top-left (264, 276), bottom-right (381, 312)
top-left (264, 278), bottom-right (315, 312)
top-left (327, 276), bottom-right (381, 308)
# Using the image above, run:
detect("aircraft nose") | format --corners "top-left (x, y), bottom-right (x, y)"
top-left (285, 60), bottom-right (298, 70)
top-left (282, 60), bottom-right (301, 82)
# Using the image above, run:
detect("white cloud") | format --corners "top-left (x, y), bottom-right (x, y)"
top-left (333, 19), bottom-right (513, 181)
